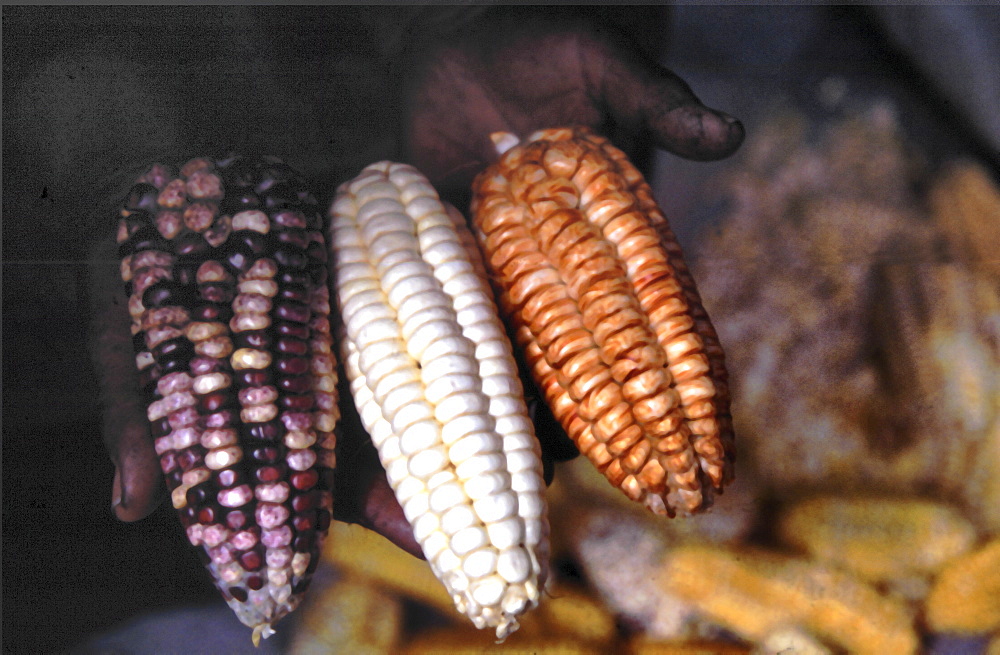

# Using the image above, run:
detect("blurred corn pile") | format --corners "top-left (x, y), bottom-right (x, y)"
top-left (288, 101), bottom-right (998, 654)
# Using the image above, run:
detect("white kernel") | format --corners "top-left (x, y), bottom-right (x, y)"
top-left (449, 432), bottom-right (502, 464)
top-left (434, 549), bottom-right (462, 579)
top-left (455, 453), bottom-right (506, 481)
top-left (231, 347), bottom-right (271, 370)
top-left (451, 526), bottom-right (489, 556)
top-left (390, 400), bottom-right (436, 434)
top-left (291, 552), bottom-right (310, 577)
top-left (486, 517), bottom-right (525, 550)
top-left (402, 490), bottom-right (430, 524)
top-left (441, 504), bottom-right (479, 535)
top-left (398, 303), bottom-right (454, 339)
top-left (284, 430), bottom-right (317, 449)
top-left (192, 372), bottom-right (231, 395)
top-left (428, 482), bottom-right (467, 514)
top-left (421, 531), bottom-right (449, 563)
top-left (399, 420), bottom-right (443, 455)
top-left (381, 382), bottom-right (425, 421)
top-left (470, 576), bottom-right (506, 607)
top-left (206, 446), bottom-right (242, 470)
top-left (154, 436), bottom-right (173, 455)
top-left (240, 403), bottom-right (278, 424)
top-left (435, 392), bottom-right (490, 424)
top-left (394, 476), bottom-right (426, 507)
top-left (405, 195), bottom-right (442, 220)
top-left (411, 510), bottom-right (441, 543)
top-left (172, 428), bottom-right (200, 450)
top-left (270, 583), bottom-right (292, 605)
top-left (496, 548), bottom-right (531, 584)
top-left (267, 568), bottom-right (289, 587)
top-left (286, 448), bottom-right (317, 471)
top-left (407, 445), bottom-right (449, 480)
top-left (463, 471), bottom-right (510, 501)
top-left (441, 416), bottom-right (496, 446)
top-left (232, 209), bottom-right (270, 233)
top-left (463, 548), bottom-right (499, 579)
top-left (503, 449), bottom-right (541, 474)
top-left (171, 484), bottom-right (190, 509)
top-left (473, 490), bottom-right (518, 523)
top-left (407, 319), bottom-right (461, 361)
top-left (237, 279), bottom-right (278, 297)
top-left (201, 428), bottom-right (238, 449)
top-left (518, 495), bottom-right (546, 521)
top-left (255, 482), bottom-right (290, 503)
top-left (424, 373), bottom-right (480, 405)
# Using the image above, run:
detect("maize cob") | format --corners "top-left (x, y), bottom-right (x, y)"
top-left (470, 127), bottom-right (733, 516)
top-left (330, 161), bottom-right (549, 641)
top-left (115, 155), bottom-right (337, 644)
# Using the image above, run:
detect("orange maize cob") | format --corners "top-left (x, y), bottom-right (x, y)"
top-left (115, 155), bottom-right (337, 644)
top-left (470, 127), bottom-right (734, 516)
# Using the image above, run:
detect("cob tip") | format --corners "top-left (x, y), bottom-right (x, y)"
top-left (251, 623), bottom-right (275, 647)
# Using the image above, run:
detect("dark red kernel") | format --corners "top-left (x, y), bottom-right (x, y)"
top-left (277, 284), bottom-right (310, 303)
top-left (177, 446), bottom-right (206, 472)
top-left (252, 446), bottom-right (281, 464)
top-left (186, 483), bottom-right (212, 508)
top-left (240, 548), bottom-right (264, 572)
top-left (159, 452), bottom-right (179, 474)
top-left (247, 575), bottom-right (265, 591)
top-left (201, 409), bottom-right (237, 429)
top-left (293, 532), bottom-right (316, 553)
top-left (277, 270), bottom-right (311, 287)
top-left (236, 369), bottom-right (272, 388)
top-left (198, 506), bottom-right (218, 525)
top-left (292, 513), bottom-right (316, 533)
top-left (233, 330), bottom-right (272, 350)
top-left (243, 419), bottom-right (283, 441)
top-left (306, 241), bottom-right (328, 263)
top-left (125, 183), bottom-right (159, 212)
top-left (276, 337), bottom-right (308, 355)
top-left (274, 321), bottom-right (310, 340)
top-left (317, 508), bottom-right (332, 531)
top-left (291, 491), bottom-right (319, 513)
top-left (199, 283), bottom-right (235, 304)
top-left (191, 302), bottom-right (233, 323)
top-left (275, 228), bottom-right (309, 250)
top-left (280, 393), bottom-right (315, 411)
top-left (254, 464), bottom-right (287, 483)
top-left (291, 470), bottom-right (319, 491)
top-left (174, 232), bottom-right (211, 258)
top-left (228, 587), bottom-right (249, 603)
top-left (277, 375), bottom-right (313, 394)
top-left (275, 301), bottom-right (310, 324)
top-left (198, 391), bottom-right (233, 413)
top-left (276, 355), bottom-right (310, 375)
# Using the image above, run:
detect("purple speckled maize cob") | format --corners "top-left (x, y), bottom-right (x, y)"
top-left (116, 155), bottom-right (337, 644)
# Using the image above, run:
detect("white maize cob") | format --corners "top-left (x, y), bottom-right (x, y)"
top-left (330, 161), bottom-right (550, 640)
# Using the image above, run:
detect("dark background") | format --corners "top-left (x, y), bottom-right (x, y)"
top-left (3, 5), bottom-right (997, 654)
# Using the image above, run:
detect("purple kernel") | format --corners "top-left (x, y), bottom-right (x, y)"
top-left (190, 356), bottom-right (227, 376)
top-left (176, 447), bottom-right (205, 472)
top-left (168, 407), bottom-right (200, 430)
top-left (191, 303), bottom-right (233, 323)
top-left (280, 412), bottom-right (313, 431)
top-left (237, 369), bottom-right (272, 388)
top-left (275, 228), bottom-right (309, 250)
top-left (186, 524), bottom-right (204, 547)
top-left (280, 394), bottom-right (315, 411)
top-left (159, 453), bottom-right (180, 477)
top-left (233, 330), bottom-right (271, 350)
top-left (214, 468), bottom-right (245, 488)
top-left (276, 337), bottom-right (308, 355)
top-left (202, 524), bottom-right (231, 548)
top-left (286, 447), bottom-right (318, 472)
top-left (226, 509), bottom-right (249, 531)
top-left (291, 470), bottom-right (319, 491)
top-left (231, 529), bottom-right (259, 551)
top-left (218, 484), bottom-right (253, 508)
top-left (262, 526), bottom-right (293, 549)
top-left (199, 283), bottom-right (234, 304)
top-left (243, 419), bottom-right (283, 441)
top-left (261, 544), bottom-right (292, 569)
top-left (275, 301), bottom-right (310, 324)
top-left (277, 284), bottom-right (310, 304)
top-left (306, 241), bottom-right (328, 263)
top-left (209, 545), bottom-right (234, 566)
top-left (256, 503), bottom-right (290, 530)
top-left (201, 409), bottom-right (237, 429)
top-left (185, 483), bottom-right (211, 508)
top-left (251, 446), bottom-right (281, 464)
top-left (293, 576), bottom-right (312, 594)
top-left (174, 232), bottom-right (211, 258)
top-left (255, 482), bottom-right (290, 503)
top-left (278, 270), bottom-right (311, 287)
top-left (306, 553), bottom-right (321, 574)
top-left (272, 210), bottom-right (307, 229)
top-left (277, 375), bottom-right (313, 394)
top-left (125, 183), bottom-right (159, 211)
top-left (197, 391), bottom-right (233, 413)
top-left (274, 321), bottom-right (310, 340)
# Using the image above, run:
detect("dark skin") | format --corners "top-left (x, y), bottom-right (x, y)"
top-left (90, 10), bottom-right (743, 559)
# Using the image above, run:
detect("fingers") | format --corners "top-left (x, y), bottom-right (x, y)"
top-left (86, 236), bottom-right (166, 521)
top-left (580, 25), bottom-right (745, 161)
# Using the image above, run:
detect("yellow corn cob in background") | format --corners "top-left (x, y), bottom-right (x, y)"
top-left (470, 127), bottom-right (734, 517)
top-left (330, 161), bottom-right (550, 640)
top-left (115, 155), bottom-right (338, 644)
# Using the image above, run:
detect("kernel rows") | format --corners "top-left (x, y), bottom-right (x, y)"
top-left (117, 155), bottom-right (337, 641)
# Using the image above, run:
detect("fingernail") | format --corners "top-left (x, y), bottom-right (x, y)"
top-left (111, 468), bottom-right (124, 513)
